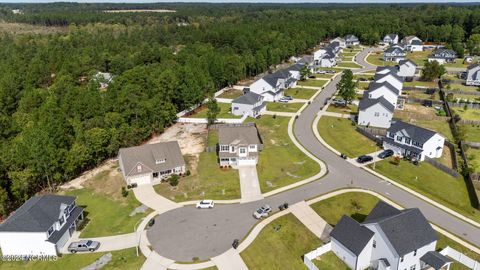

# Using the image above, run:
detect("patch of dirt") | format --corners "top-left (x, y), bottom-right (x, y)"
top-left (82, 164), bottom-right (126, 202)
top-left (403, 104), bottom-right (437, 116)
top-left (59, 159), bottom-right (118, 190)
top-left (148, 123), bottom-right (207, 157)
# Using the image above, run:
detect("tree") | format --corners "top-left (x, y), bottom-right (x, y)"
top-left (467, 34), bottom-right (480, 55)
top-left (206, 97), bottom-right (220, 125)
top-left (300, 65), bottom-right (311, 81)
top-left (337, 69), bottom-right (356, 104)
top-left (421, 60), bottom-right (446, 81)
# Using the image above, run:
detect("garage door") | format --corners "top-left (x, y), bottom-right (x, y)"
top-left (238, 157), bottom-right (257, 166)
top-left (129, 174), bottom-right (152, 185)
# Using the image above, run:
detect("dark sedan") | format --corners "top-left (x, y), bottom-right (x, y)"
top-left (357, 155), bottom-right (373, 163)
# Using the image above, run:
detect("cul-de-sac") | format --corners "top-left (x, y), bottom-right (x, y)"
top-left (1, 2), bottom-right (480, 270)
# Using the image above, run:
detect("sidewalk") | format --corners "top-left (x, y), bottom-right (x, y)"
top-left (318, 110), bottom-right (353, 119)
top-left (211, 248), bottom-right (248, 270)
top-left (290, 201), bottom-right (332, 242)
top-left (133, 184), bottom-right (180, 214)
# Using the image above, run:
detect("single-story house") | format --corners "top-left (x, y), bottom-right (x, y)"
top-left (0, 195), bottom-right (84, 257)
top-left (428, 48), bottom-right (457, 64)
top-left (466, 64), bottom-right (480, 86)
top-left (231, 92), bottom-right (266, 118)
top-left (345, 34), bottom-right (360, 46)
top-left (383, 34), bottom-right (399, 45)
top-left (397, 59), bottom-right (417, 79)
top-left (218, 124), bottom-right (263, 167)
top-left (383, 120), bottom-right (445, 161)
top-left (383, 46), bottom-right (406, 62)
top-left (118, 141), bottom-right (186, 186)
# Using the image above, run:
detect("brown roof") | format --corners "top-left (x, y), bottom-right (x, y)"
top-left (218, 125), bottom-right (261, 146)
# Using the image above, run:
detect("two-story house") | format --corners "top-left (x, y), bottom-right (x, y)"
top-left (367, 81), bottom-right (401, 106)
top-left (428, 48), bottom-right (457, 64)
top-left (330, 201), bottom-right (452, 270)
top-left (397, 59), bottom-right (417, 79)
top-left (374, 72), bottom-right (404, 91)
top-left (383, 34), bottom-right (399, 45)
top-left (357, 93), bottom-right (396, 128)
top-left (331, 37), bottom-right (347, 48)
top-left (0, 195), bottom-right (84, 256)
top-left (231, 92), bottom-right (266, 118)
top-left (248, 69), bottom-right (296, 101)
top-left (218, 124), bottom-right (263, 167)
top-left (345, 34), bottom-right (360, 46)
top-left (402, 36), bottom-right (423, 52)
top-left (119, 141), bottom-right (186, 186)
top-left (466, 64), bottom-right (480, 86)
top-left (383, 46), bottom-right (406, 62)
top-left (383, 120), bottom-right (445, 161)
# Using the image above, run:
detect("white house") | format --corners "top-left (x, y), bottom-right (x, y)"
top-left (218, 124), bottom-right (263, 167)
top-left (318, 53), bottom-right (337, 67)
top-left (0, 195), bottom-right (84, 257)
top-left (357, 94), bottom-right (395, 128)
top-left (345, 34), bottom-right (360, 46)
top-left (367, 81), bottom-right (401, 106)
top-left (402, 35), bottom-right (423, 52)
top-left (118, 141), bottom-right (186, 186)
top-left (248, 69), bottom-right (296, 101)
top-left (331, 37), bottom-right (347, 48)
top-left (330, 201), bottom-right (452, 270)
top-left (397, 59), bottom-right (417, 78)
top-left (428, 48), bottom-right (457, 64)
top-left (93, 71), bottom-right (114, 89)
top-left (466, 64), bottom-right (480, 86)
top-left (374, 72), bottom-right (404, 91)
top-left (383, 120), bottom-right (445, 161)
top-left (383, 46), bottom-right (406, 62)
top-left (231, 92), bottom-right (266, 118)
top-left (383, 34), bottom-right (399, 45)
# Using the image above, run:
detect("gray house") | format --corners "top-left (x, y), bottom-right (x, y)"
top-left (0, 195), bottom-right (84, 256)
top-left (383, 46), bottom-right (406, 62)
top-left (118, 141), bottom-right (186, 186)
top-left (218, 124), bottom-right (263, 167)
top-left (383, 34), bottom-right (399, 44)
top-left (231, 92), bottom-right (266, 118)
top-left (466, 64), bottom-right (480, 86)
top-left (397, 59), bottom-right (417, 79)
top-left (345, 34), bottom-right (360, 46)
top-left (428, 49), bottom-right (457, 64)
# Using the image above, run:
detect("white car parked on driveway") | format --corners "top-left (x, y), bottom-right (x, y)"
top-left (196, 200), bottom-right (214, 209)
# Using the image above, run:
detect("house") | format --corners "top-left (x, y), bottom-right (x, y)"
top-left (383, 46), bottom-right (406, 62)
top-left (383, 120), bottom-right (445, 161)
top-left (397, 59), bottom-right (417, 78)
top-left (402, 36), bottom-right (423, 52)
top-left (93, 71), bottom-right (113, 89)
top-left (374, 72), bottom-right (404, 91)
top-left (345, 34), bottom-right (360, 46)
top-left (465, 64), bottom-right (480, 86)
top-left (367, 81), bottom-right (401, 106)
top-left (285, 63), bottom-right (303, 80)
top-left (331, 37), bottom-right (347, 48)
top-left (0, 195), bottom-right (84, 256)
top-left (218, 124), bottom-right (263, 167)
top-left (231, 92), bottom-right (266, 118)
top-left (428, 48), bottom-right (457, 64)
top-left (318, 51), bottom-right (337, 68)
top-left (330, 201), bottom-right (452, 270)
top-left (357, 93), bottom-right (395, 128)
top-left (248, 69), bottom-right (296, 101)
top-left (383, 34), bottom-right (399, 45)
top-left (118, 141), bottom-right (186, 186)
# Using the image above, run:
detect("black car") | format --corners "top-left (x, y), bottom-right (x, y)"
top-left (357, 155), bottom-right (373, 163)
top-left (378, 149), bottom-right (394, 159)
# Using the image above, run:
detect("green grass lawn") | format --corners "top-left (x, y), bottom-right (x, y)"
top-left (452, 107), bottom-right (480, 121)
top-left (241, 213), bottom-right (323, 270)
top-left (297, 79), bottom-right (327, 88)
top-left (446, 83), bottom-right (479, 92)
top-left (187, 102), bottom-right (241, 119)
top-left (450, 93), bottom-right (480, 103)
top-left (462, 124), bottom-right (480, 142)
top-left (366, 53), bottom-right (397, 66)
top-left (318, 116), bottom-right (378, 157)
top-left (254, 116), bottom-right (320, 193)
top-left (0, 248), bottom-right (145, 270)
top-left (403, 80), bottom-right (438, 88)
top-left (467, 148), bottom-right (480, 173)
top-left (357, 81), bottom-right (370, 90)
top-left (336, 61), bottom-right (362, 68)
top-left (436, 234), bottom-right (480, 268)
top-left (403, 90), bottom-right (440, 100)
top-left (315, 73), bottom-right (334, 79)
top-left (313, 251), bottom-right (350, 270)
top-left (218, 90), bottom-right (243, 99)
top-left (369, 158), bottom-right (480, 223)
top-left (284, 88), bottom-right (318, 100)
top-left (353, 74), bottom-right (374, 81)
top-left (267, 101), bottom-right (304, 113)
top-left (407, 50), bottom-right (432, 65)
top-left (326, 104), bottom-right (358, 115)
top-left (443, 59), bottom-right (475, 69)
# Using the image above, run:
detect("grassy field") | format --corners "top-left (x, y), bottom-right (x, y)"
top-left (218, 90), bottom-right (243, 99)
top-left (366, 53), bottom-right (397, 66)
top-left (357, 81), bottom-right (370, 90)
top-left (402, 90), bottom-right (440, 100)
top-left (353, 74), bottom-right (374, 81)
top-left (155, 130), bottom-right (241, 201)
top-left (336, 61), bottom-right (362, 68)
top-left (443, 59), bottom-right (475, 68)
top-left (284, 88), bottom-right (318, 99)
top-left (59, 165), bottom-right (151, 238)
top-left (0, 248), bottom-right (145, 270)
top-left (267, 101), bottom-right (304, 113)
top-left (326, 104), bottom-right (358, 114)
top-left (297, 79), bottom-right (327, 88)
top-left (462, 124), bottom-right (480, 142)
top-left (313, 251), bottom-right (350, 270)
top-left (241, 214), bottom-right (323, 270)
top-left (187, 102), bottom-right (241, 119)
top-left (318, 116), bottom-right (378, 157)
top-left (254, 116), bottom-right (320, 193)
top-left (452, 107), bottom-right (480, 121)
top-left (370, 158), bottom-right (480, 222)
top-left (403, 80), bottom-right (438, 88)
top-left (467, 148), bottom-right (480, 173)
top-left (446, 83), bottom-right (479, 92)
top-left (315, 74), bottom-right (334, 79)
top-left (407, 50), bottom-right (432, 65)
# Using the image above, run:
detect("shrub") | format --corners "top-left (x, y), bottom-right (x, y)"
top-left (169, 174), bottom-right (179, 186)
top-left (391, 156), bottom-right (401, 166)
top-left (121, 186), bottom-right (129, 197)
top-left (186, 170), bottom-right (191, 176)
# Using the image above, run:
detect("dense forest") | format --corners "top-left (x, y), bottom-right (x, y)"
top-left (1, 3), bottom-right (480, 216)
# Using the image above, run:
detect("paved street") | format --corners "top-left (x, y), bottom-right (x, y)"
top-left (146, 47), bottom-right (480, 262)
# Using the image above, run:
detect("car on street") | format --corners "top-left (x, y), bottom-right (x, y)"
top-left (326, 70), bottom-right (336, 74)
top-left (253, 205), bottom-right (272, 219)
top-left (378, 149), bottom-right (394, 159)
top-left (196, 200), bottom-right (214, 209)
top-left (278, 98), bottom-right (289, 103)
top-left (331, 99), bottom-right (347, 106)
top-left (316, 70), bottom-right (326, 74)
top-left (357, 155), bottom-right (373, 163)
top-left (68, 240), bottom-right (100, 253)
top-left (283, 96), bottom-right (293, 100)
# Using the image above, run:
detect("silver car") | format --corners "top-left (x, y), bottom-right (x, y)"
top-left (68, 240), bottom-right (100, 253)
top-left (253, 205), bottom-right (272, 219)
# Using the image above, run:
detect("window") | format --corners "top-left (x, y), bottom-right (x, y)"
top-left (374, 112), bottom-right (380, 117)
top-left (220, 145), bottom-right (229, 152)
top-left (47, 226), bottom-right (54, 237)
top-left (59, 216), bottom-right (65, 226)
top-left (155, 159), bottom-right (166, 164)
top-left (389, 132), bottom-right (395, 139)
top-left (400, 256), bottom-right (404, 262)
top-left (137, 165), bottom-right (142, 172)
top-left (239, 148), bottom-right (246, 154)
top-left (397, 136), bottom-right (403, 142)
top-left (373, 240), bottom-right (376, 248)
top-left (249, 145), bottom-right (256, 150)
top-left (405, 138), bottom-right (411, 144)
top-left (410, 265), bottom-right (416, 270)
top-left (413, 249), bottom-right (417, 256)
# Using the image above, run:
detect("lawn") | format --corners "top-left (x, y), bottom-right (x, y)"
top-left (446, 83), bottom-right (479, 92)
top-left (187, 102), bottom-right (241, 119)
top-left (369, 158), bottom-right (480, 223)
top-left (336, 61), bottom-right (362, 69)
top-left (297, 79), bottom-right (327, 88)
top-left (452, 107), bottom-right (480, 121)
top-left (255, 116), bottom-right (320, 193)
top-left (357, 81), bottom-right (370, 90)
top-left (218, 89), bottom-right (243, 99)
top-left (353, 74), bottom-right (374, 81)
top-left (267, 101), bottom-right (304, 113)
top-left (317, 116), bottom-right (378, 157)
top-left (407, 50), bottom-right (432, 65)
top-left (366, 53), bottom-right (397, 66)
top-left (60, 165), bottom-right (151, 238)
top-left (403, 80), bottom-right (438, 88)
top-left (0, 248), bottom-right (145, 270)
top-left (284, 87), bottom-right (318, 100)
top-left (155, 130), bottom-right (241, 201)
top-left (462, 124), bottom-right (480, 142)
top-left (326, 104), bottom-right (358, 115)
top-left (467, 148), bottom-right (480, 173)
top-left (240, 213), bottom-right (323, 270)
top-left (313, 251), bottom-right (350, 270)
top-left (402, 90), bottom-right (440, 100)
top-left (315, 73), bottom-right (334, 79)
top-left (443, 59), bottom-right (475, 69)
top-left (450, 93), bottom-right (480, 103)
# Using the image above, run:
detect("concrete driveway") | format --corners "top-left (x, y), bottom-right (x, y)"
top-left (238, 165), bottom-right (263, 203)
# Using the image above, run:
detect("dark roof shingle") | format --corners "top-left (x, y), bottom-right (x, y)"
top-left (330, 215), bottom-right (374, 255)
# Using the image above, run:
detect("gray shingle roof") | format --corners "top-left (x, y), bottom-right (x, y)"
top-left (330, 215), bottom-right (374, 256)
top-left (467, 64), bottom-right (480, 81)
top-left (429, 48), bottom-right (457, 59)
top-left (411, 39), bottom-right (423, 45)
top-left (0, 195), bottom-right (76, 232)
top-left (232, 92), bottom-right (263, 105)
top-left (398, 59), bottom-right (417, 67)
top-left (218, 125), bottom-right (261, 146)
top-left (358, 93), bottom-right (395, 113)
top-left (387, 120), bottom-right (439, 145)
top-left (262, 69), bottom-right (291, 88)
top-left (374, 72), bottom-right (404, 85)
top-left (363, 200), bottom-right (401, 223)
top-left (376, 66), bottom-right (398, 74)
top-left (369, 81), bottom-right (400, 96)
top-left (384, 47), bottom-right (404, 54)
top-left (384, 34), bottom-right (398, 40)
top-left (119, 141), bottom-right (185, 177)
top-left (421, 251), bottom-right (452, 270)
top-left (47, 206), bottom-right (83, 243)
top-left (345, 34), bottom-right (359, 42)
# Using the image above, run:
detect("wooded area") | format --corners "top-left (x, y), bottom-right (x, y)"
top-left (1, 3), bottom-right (480, 216)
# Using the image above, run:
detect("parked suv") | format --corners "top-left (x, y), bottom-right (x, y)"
top-left (68, 240), bottom-right (100, 253)
top-left (378, 149), bottom-right (394, 159)
top-left (357, 155), bottom-right (373, 163)
top-left (253, 205), bottom-right (272, 219)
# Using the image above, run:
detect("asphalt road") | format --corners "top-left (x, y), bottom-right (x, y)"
top-left (146, 48), bottom-right (480, 262)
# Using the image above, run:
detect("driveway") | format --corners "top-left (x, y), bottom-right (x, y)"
top-left (238, 165), bottom-right (263, 203)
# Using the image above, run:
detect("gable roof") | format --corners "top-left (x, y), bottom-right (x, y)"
top-left (345, 34), bottom-right (359, 42)
top-left (262, 69), bottom-right (291, 88)
top-left (376, 66), bottom-right (398, 75)
top-left (232, 92), bottom-right (263, 105)
top-left (384, 34), bottom-right (398, 40)
top-left (330, 215), bottom-right (374, 256)
top-left (358, 93), bottom-right (395, 113)
top-left (429, 48), bottom-right (456, 59)
top-left (410, 39), bottom-right (423, 46)
top-left (384, 47), bottom-right (404, 54)
top-left (119, 141), bottom-right (185, 177)
top-left (374, 72), bottom-right (404, 86)
top-left (369, 81), bottom-right (400, 96)
top-left (387, 120), bottom-right (440, 144)
top-left (467, 64), bottom-right (480, 81)
top-left (0, 195), bottom-right (76, 232)
top-left (218, 125), bottom-right (261, 146)
top-left (421, 251), bottom-right (452, 270)
top-left (398, 59), bottom-right (417, 67)
top-left (363, 201), bottom-right (402, 224)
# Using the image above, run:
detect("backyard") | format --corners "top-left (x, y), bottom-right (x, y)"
top-left (403, 80), bottom-right (438, 88)
top-left (315, 73), bottom-right (335, 79)
top-left (313, 251), bottom-right (350, 270)
top-left (402, 90), bottom-right (440, 100)
top-left (406, 50), bottom-right (432, 65)
top-left (284, 87), bottom-right (318, 100)
top-left (187, 102), bottom-right (240, 119)
top-left (452, 107), bottom-right (480, 121)
top-left (267, 101), bottom-right (304, 113)
top-left (357, 81), bottom-right (370, 90)
top-left (462, 124), bottom-right (480, 142)
top-left (217, 89), bottom-right (243, 99)
top-left (445, 83), bottom-right (479, 92)
top-left (366, 52), bottom-right (397, 66)
top-left (467, 148), bottom-right (480, 173)
top-left (297, 79), bottom-right (327, 88)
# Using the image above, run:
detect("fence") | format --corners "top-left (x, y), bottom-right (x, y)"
top-left (458, 119), bottom-right (480, 125)
top-left (445, 140), bottom-right (459, 171)
top-left (424, 157), bottom-right (460, 177)
top-left (404, 97), bottom-right (443, 106)
top-left (444, 89), bottom-right (480, 96)
top-left (402, 86), bottom-right (439, 91)
top-left (393, 110), bottom-right (450, 121)
top-left (303, 243), bottom-right (332, 270)
top-left (464, 141), bottom-right (480, 149)
top-left (448, 102), bottom-right (480, 110)
top-left (208, 122), bottom-right (257, 130)
top-left (356, 127), bottom-right (383, 145)
top-left (440, 246), bottom-right (480, 270)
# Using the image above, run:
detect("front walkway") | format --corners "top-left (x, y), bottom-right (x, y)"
top-left (211, 248), bottom-right (249, 270)
top-left (238, 165), bottom-right (263, 203)
top-left (133, 184), bottom-right (180, 214)
top-left (290, 201), bottom-right (332, 242)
